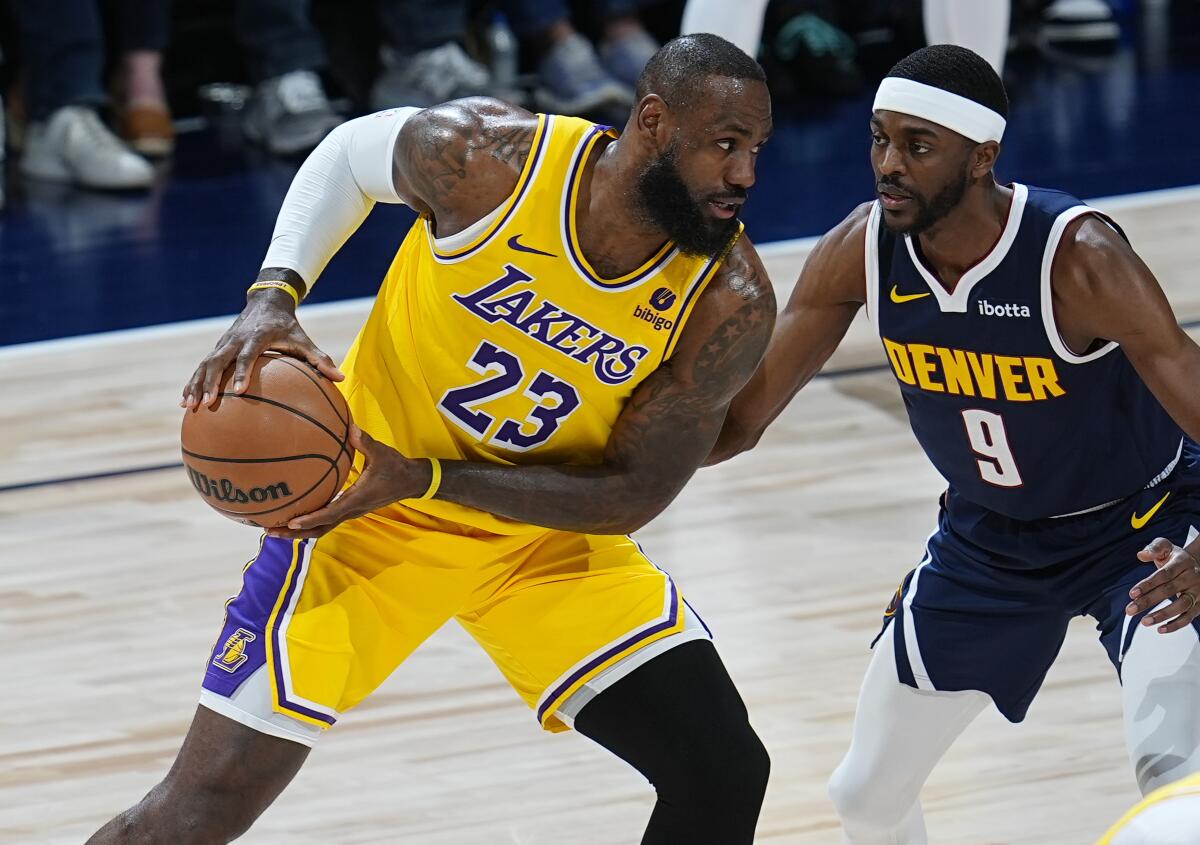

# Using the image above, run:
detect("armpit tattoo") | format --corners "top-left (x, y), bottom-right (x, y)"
top-left (404, 119), bottom-right (471, 204)
top-left (402, 109), bottom-right (534, 206)
top-left (479, 125), bottom-right (534, 166)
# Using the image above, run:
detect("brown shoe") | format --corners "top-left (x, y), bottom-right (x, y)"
top-left (120, 104), bottom-right (175, 157)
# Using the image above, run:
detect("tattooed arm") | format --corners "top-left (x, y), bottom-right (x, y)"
top-left (276, 237), bottom-right (777, 538)
top-left (391, 97), bottom-right (537, 236)
top-left (184, 98), bottom-right (537, 408)
top-left (707, 203), bottom-right (870, 464)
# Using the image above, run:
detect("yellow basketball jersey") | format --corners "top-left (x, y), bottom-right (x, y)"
top-left (340, 114), bottom-right (736, 533)
top-left (1095, 773), bottom-right (1200, 844)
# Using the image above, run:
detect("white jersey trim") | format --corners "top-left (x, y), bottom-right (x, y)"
top-left (902, 549), bottom-right (936, 690)
top-left (199, 666), bottom-right (323, 747)
top-left (427, 114), bottom-right (555, 264)
top-left (553, 606), bottom-right (711, 729)
top-left (1039, 204), bottom-right (1121, 363)
top-left (903, 183), bottom-right (1028, 314)
top-left (429, 200), bottom-right (506, 252)
top-left (864, 201), bottom-right (882, 326)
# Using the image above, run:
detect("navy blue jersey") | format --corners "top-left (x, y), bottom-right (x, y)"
top-left (867, 183), bottom-right (1182, 520)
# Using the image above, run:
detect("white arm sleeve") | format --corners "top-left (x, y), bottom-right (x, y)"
top-left (260, 106), bottom-right (420, 292)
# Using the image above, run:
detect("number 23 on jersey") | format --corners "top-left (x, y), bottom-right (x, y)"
top-left (438, 341), bottom-right (582, 452)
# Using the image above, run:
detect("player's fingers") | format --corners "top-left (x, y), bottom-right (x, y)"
top-left (1137, 537), bottom-right (1178, 566)
top-left (266, 525), bottom-right (330, 541)
top-left (352, 426), bottom-right (377, 454)
top-left (1129, 556), bottom-right (1184, 599)
top-left (285, 480), bottom-right (373, 531)
top-left (182, 362), bottom-right (208, 408)
top-left (1128, 568), bottom-right (1187, 615)
top-left (1143, 593), bottom-right (1199, 633)
top-left (276, 336), bottom-right (345, 384)
top-left (231, 344), bottom-right (268, 394)
top-left (304, 346), bottom-right (344, 382)
top-left (197, 355), bottom-right (235, 407)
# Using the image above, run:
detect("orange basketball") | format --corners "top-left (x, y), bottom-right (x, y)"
top-left (180, 352), bottom-right (353, 528)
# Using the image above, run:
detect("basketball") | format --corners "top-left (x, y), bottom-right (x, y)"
top-left (180, 352), bottom-right (353, 528)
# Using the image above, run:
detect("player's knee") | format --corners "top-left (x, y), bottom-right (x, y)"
top-left (665, 720), bottom-right (770, 811)
top-left (726, 724), bottom-right (771, 806)
top-left (828, 762), bottom-right (906, 829)
top-left (109, 776), bottom-right (263, 844)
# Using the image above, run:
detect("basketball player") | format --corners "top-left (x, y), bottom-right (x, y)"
top-left (89, 35), bottom-right (775, 844)
top-left (712, 44), bottom-right (1200, 843)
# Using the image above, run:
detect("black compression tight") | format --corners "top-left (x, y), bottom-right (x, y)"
top-left (574, 640), bottom-right (770, 845)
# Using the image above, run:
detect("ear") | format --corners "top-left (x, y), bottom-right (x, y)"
top-left (635, 94), bottom-right (673, 150)
top-left (971, 140), bottom-right (1000, 179)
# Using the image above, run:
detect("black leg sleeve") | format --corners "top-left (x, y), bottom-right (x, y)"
top-left (574, 640), bottom-right (770, 845)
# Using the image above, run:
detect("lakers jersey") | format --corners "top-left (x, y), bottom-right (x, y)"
top-left (339, 114), bottom-right (733, 533)
top-left (868, 183), bottom-right (1181, 520)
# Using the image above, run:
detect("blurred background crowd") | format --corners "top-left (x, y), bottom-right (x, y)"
top-left (2, 0), bottom-right (1194, 346)
top-left (0, 0), bottom-right (1141, 202)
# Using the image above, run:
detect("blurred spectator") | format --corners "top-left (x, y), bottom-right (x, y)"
top-left (924, 0), bottom-right (1010, 73)
top-left (10, 0), bottom-right (160, 191)
top-left (759, 2), bottom-right (864, 103)
top-left (681, 0), bottom-right (771, 58)
top-left (112, 1), bottom-right (175, 157)
top-left (1040, 0), bottom-right (1120, 50)
top-left (236, 0), bottom-right (343, 156)
top-left (369, 0), bottom-right (513, 111)
top-left (1, 46), bottom-right (6, 211)
top-left (503, 0), bottom-right (661, 118)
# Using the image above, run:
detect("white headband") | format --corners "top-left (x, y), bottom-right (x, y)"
top-left (872, 77), bottom-right (1006, 143)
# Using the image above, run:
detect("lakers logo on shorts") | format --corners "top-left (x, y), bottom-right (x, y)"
top-left (883, 582), bottom-right (905, 618)
top-left (213, 628), bottom-right (256, 673)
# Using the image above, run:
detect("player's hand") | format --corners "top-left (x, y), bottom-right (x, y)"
top-left (181, 288), bottom-right (343, 410)
top-left (1127, 537), bottom-right (1200, 633)
top-left (267, 426), bottom-right (431, 540)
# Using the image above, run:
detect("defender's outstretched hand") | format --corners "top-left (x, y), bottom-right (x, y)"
top-left (268, 426), bottom-right (432, 540)
top-left (181, 288), bottom-right (343, 410)
top-left (1128, 537), bottom-right (1200, 633)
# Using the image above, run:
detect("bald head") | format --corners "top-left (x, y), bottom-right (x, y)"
top-left (635, 33), bottom-right (766, 111)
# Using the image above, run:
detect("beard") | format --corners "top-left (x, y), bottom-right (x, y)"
top-left (881, 167), bottom-right (971, 236)
top-left (634, 142), bottom-right (743, 258)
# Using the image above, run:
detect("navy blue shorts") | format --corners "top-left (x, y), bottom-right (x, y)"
top-left (879, 442), bottom-right (1200, 722)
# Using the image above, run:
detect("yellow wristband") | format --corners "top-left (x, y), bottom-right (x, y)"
top-left (247, 279), bottom-right (301, 306)
top-left (419, 457), bottom-right (442, 500)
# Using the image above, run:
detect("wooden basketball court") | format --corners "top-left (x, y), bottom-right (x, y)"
top-left (3, 187), bottom-right (1199, 844)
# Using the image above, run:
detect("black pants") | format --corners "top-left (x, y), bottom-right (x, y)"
top-left (11, 0), bottom-right (172, 119)
top-left (575, 640), bottom-right (770, 845)
top-left (234, 0), bottom-right (472, 82)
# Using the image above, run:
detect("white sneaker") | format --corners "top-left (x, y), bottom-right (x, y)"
top-left (1042, 0), bottom-right (1120, 45)
top-left (243, 70), bottom-right (343, 156)
top-left (20, 106), bottom-right (155, 190)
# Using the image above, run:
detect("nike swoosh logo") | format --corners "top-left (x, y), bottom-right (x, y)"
top-left (507, 234), bottom-right (556, 258)
top-left (1132, 491), bottom-right (1172, 530)
top-left (890, 285), bottom-right (931, 304)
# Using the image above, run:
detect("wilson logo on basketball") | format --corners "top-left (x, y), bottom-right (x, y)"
top-left (188, 469), bottom-right (294, 504)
